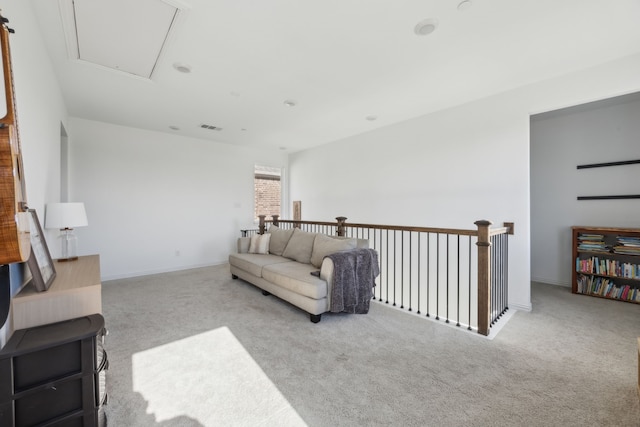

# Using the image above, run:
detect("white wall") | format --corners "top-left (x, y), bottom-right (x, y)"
top-left (289, 93), bottom-right (533, 311)
top-left (68, 118), bottom-right (287, 280)
top-left (6, 2), bottom-right (67, 216)
top-left (288, 53), bottom-right (640, 311)
top-left (531, 94), bottom-right (640, 286)
top-left (1, 1), bottom-right (68, 346)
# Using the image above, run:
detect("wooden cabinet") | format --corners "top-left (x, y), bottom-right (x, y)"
top-left (11, 255), bottom-right (101, 331)
top-left (572, 226), bottom-right (640, 304)
top-left (0, 314), bottom-right (107, 426)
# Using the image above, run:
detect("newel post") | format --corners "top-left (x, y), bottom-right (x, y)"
top-left (336, 216), bottom-right (347, 237)
top-left (475, 220), bottom-right (492, 336)
top-left (258, 215), bottom-right (266, 235)
top-left (271, 215), bottom-right (279, 227)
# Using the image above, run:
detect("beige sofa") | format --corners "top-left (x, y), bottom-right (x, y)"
top-left (229, 226), bottom-right (368, 322)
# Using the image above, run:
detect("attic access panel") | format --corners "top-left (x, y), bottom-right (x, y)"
top-left (62, 0), bottom-right (180, 79)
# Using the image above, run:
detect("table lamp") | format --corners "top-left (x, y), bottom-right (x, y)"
top-left (45, 202), bottom-right (88, 261)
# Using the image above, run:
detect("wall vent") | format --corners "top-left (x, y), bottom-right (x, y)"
top-left (200, 124), bottom-right (222, 131)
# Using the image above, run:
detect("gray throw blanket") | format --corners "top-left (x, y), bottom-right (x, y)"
top-left (326, 248), bottom-right (380, 314)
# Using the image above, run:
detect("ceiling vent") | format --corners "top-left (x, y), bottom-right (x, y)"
top-left (200, 124), bottom-right (223, 131)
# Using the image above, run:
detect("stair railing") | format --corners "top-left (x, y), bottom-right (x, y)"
top-left (247, 215), bottom-right (513, 336)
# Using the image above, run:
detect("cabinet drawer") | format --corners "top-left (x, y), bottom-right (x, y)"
top-left (14, 341), bottom-right (82, 391)
top-left (15, 377), bottom-right (83, 426)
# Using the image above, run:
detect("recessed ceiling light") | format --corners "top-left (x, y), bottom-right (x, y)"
top-left (173, 62), bottom-right (192, 73)
top-left (169, 125), bottom-right (180, 130)
top-left (414, 18), bottom-right (438, 36)
top-left (283, 100), bottom-right (297, 107)
top-left (365, 115), bottom-right (378, 121)
top-left (457, 0), bottom-right (472, 11)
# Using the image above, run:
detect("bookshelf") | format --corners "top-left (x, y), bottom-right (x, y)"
top-left (572, 226), bottom-right (640, 304)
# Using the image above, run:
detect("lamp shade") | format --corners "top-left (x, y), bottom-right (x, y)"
top-left (45, 203), bottom-right (88, 229)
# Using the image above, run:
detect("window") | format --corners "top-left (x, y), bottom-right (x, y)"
top-left (254, 165), bottom-right (281, 221)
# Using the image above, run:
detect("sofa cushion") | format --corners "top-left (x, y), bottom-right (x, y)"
top-left (310, 234), bottom-right (357, 268)
top-left (237, 237), bottom-right (251, 253)
top-left (282, 228), bottom-right (317, 264)
top-left (262, 262), bottom-right (328, 299)
top-left (267, 226), bottom-right (294, 256)
top-left (249, 234), bottom-right (271, 254)
top-left (229, 253), bottom-right (292, 277)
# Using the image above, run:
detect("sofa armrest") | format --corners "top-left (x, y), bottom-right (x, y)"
top-left (320, 257), bottom-right (335, 310)
top-left (237, 237), bottom-right (251, 253)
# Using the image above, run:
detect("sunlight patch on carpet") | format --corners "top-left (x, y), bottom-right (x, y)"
top-left (132, 327), bottom-right (307, 426)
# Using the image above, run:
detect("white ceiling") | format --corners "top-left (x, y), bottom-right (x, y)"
top-left (31, 0), bottom-right (640, 152)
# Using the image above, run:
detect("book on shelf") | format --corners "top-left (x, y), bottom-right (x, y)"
top-left (613, 236), bottom-right (640, 255)
top-left (576, 274), bottom-right (640, 301)
top-left (577, 233), bottom-right (608, 252)
top-left (576, 256), bottom-right (640, 279)
top-left (617, 236), bottom-right (640, 246)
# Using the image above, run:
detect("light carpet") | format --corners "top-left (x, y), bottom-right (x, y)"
top-left (101, 264), bottom-right (640, 426)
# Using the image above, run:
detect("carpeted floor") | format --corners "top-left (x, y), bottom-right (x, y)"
top-left (101, 264), bottom-right (640, 426)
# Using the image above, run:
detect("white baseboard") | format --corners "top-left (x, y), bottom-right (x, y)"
top-left (531, 277), bottom-right (571, 287)
top-left (486, 308), bottom-right (517, 339)
top-left (101, 260), bottom-right (228, 282)
top-left (509, 301), bottom-right (532, 312)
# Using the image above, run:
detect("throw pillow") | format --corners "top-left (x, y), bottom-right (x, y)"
top-left (310, 234), bottom-right (357, 268)
top-left (281, 228), bottom-right (317, 264)
top-left (249, 234), bottom-right (271, 254)
top-left (267, 225), bottom-right (294, 256)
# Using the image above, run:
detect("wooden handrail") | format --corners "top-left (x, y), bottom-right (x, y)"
top-left (262, 217), bottom-right (483, 237)
top-left (490, 222), bottom-right (515, 236)
top-left (263, 219), bottom-right (340, 228)
top-left (259, 215), bottom-right (514, 237)
top-left (344, 222), bottom-right (479, 236)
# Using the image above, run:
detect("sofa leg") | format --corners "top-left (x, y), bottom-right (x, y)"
top-left (231, 274), bottom-right (238, 279)
top-left (310, 314), bottom-right (321, 323)
top-left (262, 290), bottom-right (271, 296)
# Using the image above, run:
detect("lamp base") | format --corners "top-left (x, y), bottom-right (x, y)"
top-left (59, 228), bottom-right (78, 261)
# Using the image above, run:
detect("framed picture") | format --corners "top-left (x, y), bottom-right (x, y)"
top-left (26, 209), bottom-right (56, 292)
